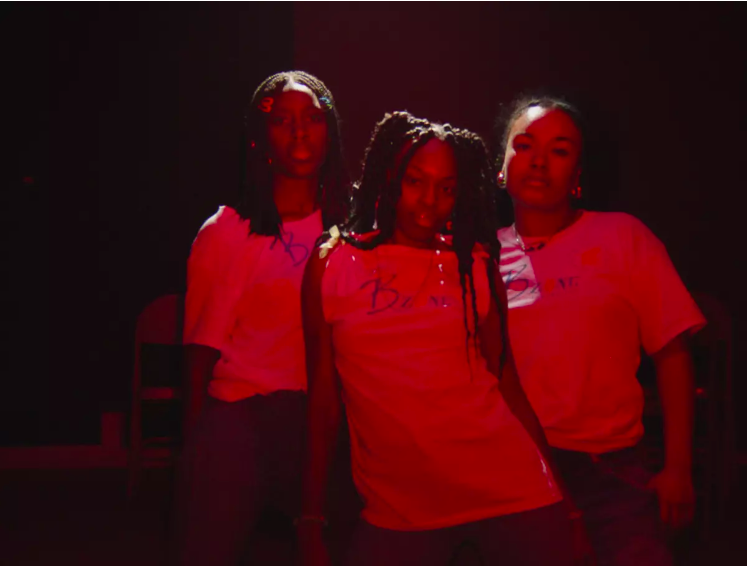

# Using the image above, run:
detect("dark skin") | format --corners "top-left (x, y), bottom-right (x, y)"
top-left (501, 107), bottom-right (696, 530)
top-left (299, 139), bottom-right (591, 565)
top-left (182, 83), bottom-right (330, 437)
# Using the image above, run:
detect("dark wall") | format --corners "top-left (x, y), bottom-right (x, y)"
top-left (5, 4), bottom-right (293, 444)
top-left (294, 3), bottom-right (746, 443)
top-left (5, 3), bottom-right (745, 446)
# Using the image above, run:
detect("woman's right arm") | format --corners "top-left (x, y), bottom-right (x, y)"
top-left (298, 251), bottom-right (343, 564)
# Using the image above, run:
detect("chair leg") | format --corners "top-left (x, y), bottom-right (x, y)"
top-left (128, 399), bottom-right (142, 500)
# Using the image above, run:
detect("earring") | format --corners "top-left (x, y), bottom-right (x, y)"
top-left (497, 171), bottom-right (506, 188)
top-left (571, 185), bottom-right (582, 199)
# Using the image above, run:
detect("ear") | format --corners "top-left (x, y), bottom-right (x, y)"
top-left (573, 167), bottom-right (582, 187)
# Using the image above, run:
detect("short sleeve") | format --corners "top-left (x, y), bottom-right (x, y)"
top-left (183, 207), bottom-right (255, 349)
top-left (625, 216), bottom-right (706, 355)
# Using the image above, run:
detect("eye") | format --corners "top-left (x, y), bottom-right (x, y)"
top-left (269, 115), bottom-right (289, 126)
top-left (514, 141), bottom-right (531, 152)
top-left (552, 147), bottom-right (570, 157)
top-left (404, 175), bottom-right (422, 186)
top-left (441, 185), bottom-right (455, 195)
top-left (308, 113), bottom-right (326, 124)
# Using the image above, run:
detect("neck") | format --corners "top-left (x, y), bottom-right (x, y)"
top-left (514, 205), bottom-right (581, 238)
top-left (273, 174), bottom-right (318, 221)
top-left (390, 228), bottom-right (437, 250)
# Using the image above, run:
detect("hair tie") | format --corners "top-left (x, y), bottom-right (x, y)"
top-left (319, 225), bottom-right (341, 259)
top-left (258, 97), bottom-right (274, 113)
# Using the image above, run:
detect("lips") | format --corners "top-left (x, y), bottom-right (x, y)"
top-left (289, 145), bottom-right (313, 161)
top-left (415, 211), bottom-right (438, 226)
top-left (524, 176), bottom-right (549, 187)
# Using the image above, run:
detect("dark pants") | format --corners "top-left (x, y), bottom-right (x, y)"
top-left (553, 446), bottom-right (672, 566)
top-left (344, 502), bottom-right (574, 566)
top-left (170, 391), bottom-right (307, 566)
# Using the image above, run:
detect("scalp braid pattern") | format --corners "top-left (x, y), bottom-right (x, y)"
top-left (237, 70), bottom-right (349, 237)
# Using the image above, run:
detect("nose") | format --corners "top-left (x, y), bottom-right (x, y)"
top-left (530, 148), bottom-right (546, 169)
top-left (291, 117), bottom-right (308, 140)
top-left (419, 182), bottom-right (437, 206)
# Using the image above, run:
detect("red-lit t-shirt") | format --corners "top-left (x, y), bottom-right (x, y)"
top-left (184, 206), bottom-right (322, 401)
top-left (321, 237), bottom-right (561, 530)
top-left (498, 211), bottom-right (706, 453)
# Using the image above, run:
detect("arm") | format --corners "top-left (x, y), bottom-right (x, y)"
top-left (478, 264), bottom-right (577, 514)
top-left (648, 332), bottom-right (696, 528)
top-left (479, 264), bottom-right (597, 564)
top-left (182, 344), bottom-right (220, 438)
top-left (298, 251), bottom-right (343, 561)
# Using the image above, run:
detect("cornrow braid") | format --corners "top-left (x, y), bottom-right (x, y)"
top-left (328, 111), bottom-right (509, 379)
top-left (237, 70), bottom-right (350, 237)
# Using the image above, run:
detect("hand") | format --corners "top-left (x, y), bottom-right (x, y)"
top-left (570, 513), bottom-right (597, 566)
top-left (646, 466), bottom-right (695, 530)
top-left (297, 523), bottom-right (331, 566)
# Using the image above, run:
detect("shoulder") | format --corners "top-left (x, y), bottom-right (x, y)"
top-left (196, 206), bottom-right (248, 238)
top-left (305, 226), bottom-right (350, 283)
top-left (583, 210), bottom-right (651, 235)
top-left (193, 206), bottom-right (251, 249)
top-left (587, 211), bottom-right (664, 248)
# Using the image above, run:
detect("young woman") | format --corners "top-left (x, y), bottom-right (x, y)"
top-left (172, 71), bottom-right (348, 566)
top-left (495, 96), bottom-right (706, 566)
top-left (298, 111), bottom-right (579, 566)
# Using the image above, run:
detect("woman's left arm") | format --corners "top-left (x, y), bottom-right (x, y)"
top-left (649, 332), bottom-right (696, 529)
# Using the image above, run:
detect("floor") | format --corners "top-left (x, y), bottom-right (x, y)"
top-left (1, 466), bottom-right (745, 566)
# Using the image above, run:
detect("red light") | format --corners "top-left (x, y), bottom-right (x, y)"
top-left (22, 176), bottom-right (34, 185)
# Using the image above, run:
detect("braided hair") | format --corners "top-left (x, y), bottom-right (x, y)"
top-left (237, 71), bottom-right (349, 237)
top-left (337, 111), bottom-right (508, 378)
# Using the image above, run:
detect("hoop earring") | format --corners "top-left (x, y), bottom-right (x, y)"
top-left (571, 185), bottom-right (582, 199)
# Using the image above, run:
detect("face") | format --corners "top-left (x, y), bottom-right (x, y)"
top-left (501, 107), bottom-right (582, 212)
top-left (394, 138), bottom-right (457, 246)
top-left (265, 82), bottom-right (329, 180)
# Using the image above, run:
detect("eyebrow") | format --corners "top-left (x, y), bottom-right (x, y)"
top-left (515, 133), bottom-right (578, 145)
top-left (407, 164), bottom-right (456, 179)
top-left (271, 106), bottom-right (324, 113)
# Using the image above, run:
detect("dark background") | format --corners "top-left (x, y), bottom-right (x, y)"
top-left (4, 3), bottom-right (746, 447)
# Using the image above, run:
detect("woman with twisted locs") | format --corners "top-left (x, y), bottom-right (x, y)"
top-left (495, 96), bottom-right (706, 566)
top-left (298, 110), bottom-right (593, 566)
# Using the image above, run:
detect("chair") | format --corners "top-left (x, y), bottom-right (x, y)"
top-left (128, 293), bottom-right (185, 499)
top-left (638, 291), bottom-right (735, 540)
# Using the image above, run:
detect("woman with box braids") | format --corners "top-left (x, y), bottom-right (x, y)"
top-left (297, 111), bottom-right (580, 566)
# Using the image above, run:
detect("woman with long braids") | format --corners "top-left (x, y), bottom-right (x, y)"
top-left (495, 96), bottom-right (705, 566)
top-left (172, 71), bottom-right (348, 566)
top-left (298, 111), bottom-right (580, 566)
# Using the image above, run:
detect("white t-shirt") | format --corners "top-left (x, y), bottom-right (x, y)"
top-left (183, 206), bottom-right (323, 401)
top-left (498, 211), bottom-right (706, 453)
top-left (321, 237), bottom-right (561, 531)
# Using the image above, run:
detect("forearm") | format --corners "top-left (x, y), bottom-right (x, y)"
top-left (654, 336), bottom-right (695, 471)
top-left (499, 370), bottom-right (577, 510)
top-left (182, 344), bottom-right (220, 436)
